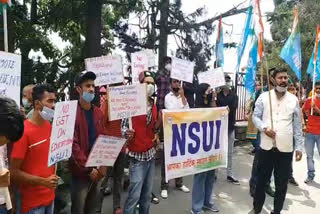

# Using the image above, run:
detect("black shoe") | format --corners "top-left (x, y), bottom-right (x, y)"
top-left (151, 193), bottom-right (160, 204)
top-left (288, 177), bottom-right (299, 186)
top-left (265, 186), bottom-right (275, 198)
top-left (227, 176), bottom-right (240, 185)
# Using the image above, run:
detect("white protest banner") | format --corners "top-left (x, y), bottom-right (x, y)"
top-left (197, 67), bottom-right (226, 88)
top-left (108, 84), bottom-right (147, 121)
top-left (85, 55), bottom-right (123, 86)
top-left (131, 52), bottom-right (148, 84)
top-left (86, 135), bottom-right (126, 167)
top-left (0, 51), bottom-right (21, 105)
top-left (48, 100), bottom-right (78, 167)
top-left (171, 57), bottom-right (194, 83)
top-left (142, 49), bottom-right (156, 67)
top-left (162, 107), bottom-right (228, 181)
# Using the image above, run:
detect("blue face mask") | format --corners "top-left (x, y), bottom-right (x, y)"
top-left (40, 106), bottom-right (55, 121)
top-left (82, 92), bottom-right (95, 103)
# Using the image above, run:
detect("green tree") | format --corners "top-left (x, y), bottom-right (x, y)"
top-left (266, 0), bottom-right (320, 83)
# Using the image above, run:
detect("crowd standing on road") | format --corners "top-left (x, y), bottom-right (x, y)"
top-left (0, 56), bottom-right (320, 214)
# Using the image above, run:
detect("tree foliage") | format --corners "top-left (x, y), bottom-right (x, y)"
top-left (266, 0), bottom-right (320, 83)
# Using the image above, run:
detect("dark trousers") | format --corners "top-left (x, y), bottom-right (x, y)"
top-left (253, 148), bottom-right (293, 214)
top-left (160, 150), bottom-right (183, 190)
top-left (98, 152), bottom-right (126, 211)
top-left (249, 146), bottom-right (271, 195)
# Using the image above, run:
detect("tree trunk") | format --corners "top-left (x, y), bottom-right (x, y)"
top-left (86, 0), bottom-right (102, 58)
top-left (158, 0), bottom-right (169, 69)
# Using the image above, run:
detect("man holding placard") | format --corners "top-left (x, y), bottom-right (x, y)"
top-left (216, 74), bottom-right (240, 185)
top-left (160, 78), bottom-right (190, 199)
top-left (69, 71), bottom-right (107, 214)
top-left (10, 84), bottom-right (58, 214)
top-left (122, 71), bottom-right (160, 214)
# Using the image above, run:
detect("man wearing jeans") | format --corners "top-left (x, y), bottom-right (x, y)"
top-left (216, 75), bottom-right (240, 185)
top-left (122, 71), bottom-right (160, 214)
top-left (302, 81), bottom-right (320, 184)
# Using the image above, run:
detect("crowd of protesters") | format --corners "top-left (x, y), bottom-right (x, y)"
top-left (0, 56), bottom-right (320, 214)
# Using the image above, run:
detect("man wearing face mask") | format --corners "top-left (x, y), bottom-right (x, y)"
top-left (10, 84), bottom-right (58, 214)
top-left (302, 81), bottom-right (320, 184)
top-left (252, 68), bottom-right (303, 214)
top-left (160, 78), bottom-right (190, 199)
top-left (69, 71), bottom-right (107, 214)
top-left (122, 71), bottom-right (161, 214)
top-left (216, 74), bottom-right (240, 185)
top-left (21, 85), bottom-right (35, 119)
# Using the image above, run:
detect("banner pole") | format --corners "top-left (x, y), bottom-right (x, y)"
top-left (3, 7), bottom-right (8, 52)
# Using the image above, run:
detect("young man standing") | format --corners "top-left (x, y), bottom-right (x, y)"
top-left (10, 84), bottom-right (58, 214)
top-left (252, 69), bottom-right (303, 214)
top-left (160, 78), bottom-right (190, 199)
top-left (122, 71), bottom-right (160, 214)
top-left (69, 71), bottom-right (107, 214)
top-left (0, 97), bottom-right (24, 214)
top-left (216, 75), bottom-right (240, 185)
top-left (302, 81), bottom-right (320, 184)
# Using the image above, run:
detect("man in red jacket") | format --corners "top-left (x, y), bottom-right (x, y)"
top-left (122, 71), bottom-right (161, 214)
top-left (69, 71), bottom-right (107, 214)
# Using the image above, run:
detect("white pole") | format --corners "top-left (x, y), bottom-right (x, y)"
top-left (2, 6), bottom-right (12, 210)
top-left (3, 7), bottom-right (8, 52)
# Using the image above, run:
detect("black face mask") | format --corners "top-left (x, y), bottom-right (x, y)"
top-left (172, 88), bottom-right (179, 93)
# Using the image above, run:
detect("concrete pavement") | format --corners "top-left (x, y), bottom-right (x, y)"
top-left (100, 143), bottom-right (320, 214)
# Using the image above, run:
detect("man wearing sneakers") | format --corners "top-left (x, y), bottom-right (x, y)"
top-left (216, 74), bottom-right (240, 185)
top-left (161, 78), bottom-right (190, 199)
top-left (302, 81), bottom-right (320, 184)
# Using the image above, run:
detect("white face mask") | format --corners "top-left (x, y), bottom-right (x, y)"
top-left (147, 84), bottom-right (155, 97)
top-left (22, 98), bottom-right (31, 108)
top-left (316, 93), bottom-right (320, 98)
top-left (275, 85), bottom-right (288, 93)
top-left (165, 64), bottom-right (172, 72)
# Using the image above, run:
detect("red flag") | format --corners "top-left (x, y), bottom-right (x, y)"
top-left (217, 15), bottom-right (222, 43)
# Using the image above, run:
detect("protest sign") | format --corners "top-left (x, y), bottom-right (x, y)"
top-left (48, 100), bottom-right (78, 167)
top-left (171, 57), bottom-right (195, 83)
top-left (86, 135), bottom-right (126, 167)
top-left (85, 55), bottom-right (123, 86)
top-left (108, 84), bottom-right (147, 121)
top-left (197, 67), bottom-right (226, 88)
top-left (0, 51), bottom-right (21, 105)
top-left (131, 51), bottom-right (148, 84)
top-left (143, 49), bottom-right (156, 67)
top-left (162, 107), bottom-right (229, 181)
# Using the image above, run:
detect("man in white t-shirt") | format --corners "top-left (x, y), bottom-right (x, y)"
top-left (160, 78), bottom-right (190, 199)
top-left (0, 97), bottom-right (25, 213)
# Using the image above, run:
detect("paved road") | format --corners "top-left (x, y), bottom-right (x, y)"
top-left (58, 143), bottom-right (320, 214)
top-left (100, 143), bottom-right (320, 214)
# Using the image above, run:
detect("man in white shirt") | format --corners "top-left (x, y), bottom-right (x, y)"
top-left (160, 78), bottom-right (190, 199)
top-left (251, 69), bottom-right (303, 214)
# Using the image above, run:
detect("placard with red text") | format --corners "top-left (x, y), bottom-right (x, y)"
top-left (48, 100), bottom-right (78, 167)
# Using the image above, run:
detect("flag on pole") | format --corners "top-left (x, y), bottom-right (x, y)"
top-left (0, 0), bottom-right (11, 14)
top-left (307, 25), bottom-right (320, 81)
top-left (215, 15), bottom-right (224, 68)
top-left (245, 37), bottom-right (258, 95)
top-left (280, 8), bottom-right (302, 81)
top-left (236, 5), bottom-right (253, 73)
